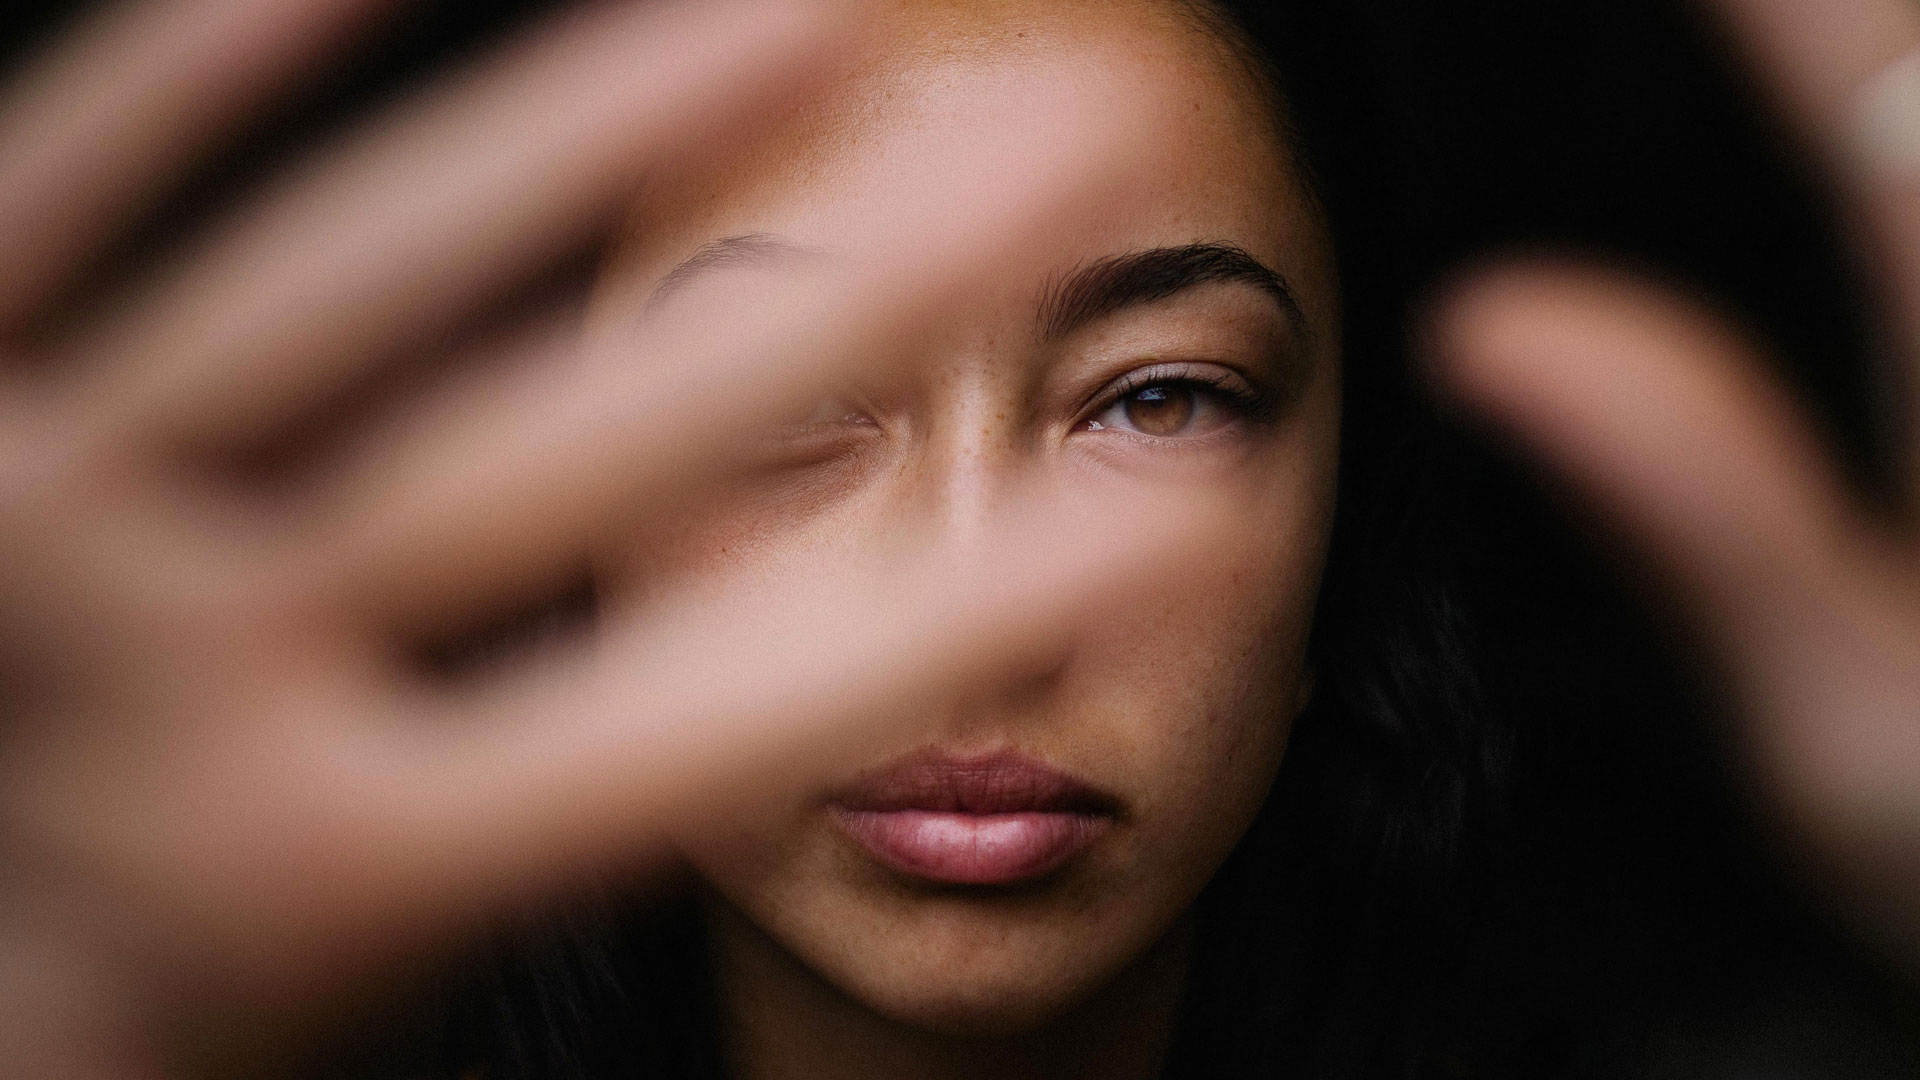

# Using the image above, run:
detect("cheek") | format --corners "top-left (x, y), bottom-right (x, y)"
top-left (1066, 523), bottom-right (1316, 870)
top-left (1072, 402), bottom-right (1333, 804)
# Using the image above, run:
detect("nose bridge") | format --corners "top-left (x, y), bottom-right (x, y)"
top-left (892, 367), bottom-right (1067, 744)
top-left (900, 365), bottom-right (1024, 543)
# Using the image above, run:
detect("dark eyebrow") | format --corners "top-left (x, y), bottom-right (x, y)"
top-left (648, 232), bottom-right (816, 306)
top-left (1038, 243), bottom-right (1306, 340)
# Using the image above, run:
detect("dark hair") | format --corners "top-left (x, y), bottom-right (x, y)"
top-left (443, 4), bottom-right (1512, 1077)
top-left (1168, 3), bottom-right (1509, 1075)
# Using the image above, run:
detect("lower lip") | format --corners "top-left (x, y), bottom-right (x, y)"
top-left (832, 808), bottom-right (1110, 885)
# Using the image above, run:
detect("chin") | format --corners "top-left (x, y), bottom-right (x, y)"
top-left (801, 897), bottom-right (1175, 1039)
top-left (842, 954), bottom-right (1106, 1038)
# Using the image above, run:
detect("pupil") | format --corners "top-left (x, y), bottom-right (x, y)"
top-left (1124, 385), bottom-right (1194, 435)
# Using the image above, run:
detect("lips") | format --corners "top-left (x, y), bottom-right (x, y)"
top-left (828, 750), bottom-right (1117, 885)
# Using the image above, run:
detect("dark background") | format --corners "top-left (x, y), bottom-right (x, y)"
top-left (1302, 3), bottom-right (1916, 1075)
top-left (1326, 3), bottom-right (1912, 1076)
top-left (4, 0), bottom-right (1915, 1075)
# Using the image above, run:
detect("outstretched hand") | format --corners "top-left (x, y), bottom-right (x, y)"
top-left (1435, 0), bottom-right (1920, 969)
top-left (0, 1), bottom-right (1205, 1075)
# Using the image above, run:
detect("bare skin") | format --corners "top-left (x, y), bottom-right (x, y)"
top-left (705, 902), bottom-right (1192, 1080)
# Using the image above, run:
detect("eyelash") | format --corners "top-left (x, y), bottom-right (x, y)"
top-left (1082, 363), bottom-right (1272, 437)
top-left (779, 364), bottom-right (1272, 445)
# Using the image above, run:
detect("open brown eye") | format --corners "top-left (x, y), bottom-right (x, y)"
top-left (1122, 385), bottom-right (1195, 436)
top-left (1085, 364), bottom-right (1260, 439)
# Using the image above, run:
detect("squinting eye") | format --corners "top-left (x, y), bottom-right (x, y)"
top-left (796, 394), bottom-right (874, 428)
top-left (1086, 380), bottom-right (1240, 438)
top-left (759, 391), bottom-right (881, 469)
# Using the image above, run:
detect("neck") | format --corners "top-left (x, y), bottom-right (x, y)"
top-left (702, 900), bottom-right (1192, 1080)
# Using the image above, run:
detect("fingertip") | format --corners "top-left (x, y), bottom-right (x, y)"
top-left (1418, 254), bottom-right (1589, 419)
top-left (1419, 254), bottom-right (1738, 435)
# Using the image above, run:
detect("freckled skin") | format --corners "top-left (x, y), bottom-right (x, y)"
top-left (590, 2), bottom-right (1338, 1076)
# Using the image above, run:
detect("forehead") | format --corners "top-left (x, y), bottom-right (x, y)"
top-left (610, 2), bottom-right (1333, 337)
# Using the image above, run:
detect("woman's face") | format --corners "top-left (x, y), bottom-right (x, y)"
top-left (592, 0), bottom-right (1339, 1035)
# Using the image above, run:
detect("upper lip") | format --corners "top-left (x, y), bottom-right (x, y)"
top-left (829, 749), bottom-right (1119, 815)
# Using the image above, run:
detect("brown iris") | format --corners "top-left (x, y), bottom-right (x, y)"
top-left (1122, 384), bottom-right (1195, 436)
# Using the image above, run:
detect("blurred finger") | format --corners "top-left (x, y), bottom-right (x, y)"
top-left (64, 0), bottom-right (849, 451)
top-left (290, 86), bottom-right (1138, 630)
top-left (372, 477), bottom-right (1238, 952)
top-left (1430, 259), bottom-right (1875, 674)
top-left (294, 267), bottom-right (896, 631)
top-left (1704, 0), bottom-right (1920, 342)
top-left (66, 476), bottom-right (1235, 1018)
top-left (1707, 0), bottom-right (1920, 122)
top-left (1437, 259), bottom-right (1920, 954)
top-left (0, 0), bottom-right (391, 333)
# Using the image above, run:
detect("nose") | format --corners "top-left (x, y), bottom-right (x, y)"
top-left (884, 371), bottom-right (1031, 549)
top-left (877, 375), bottom-right (1075, 743)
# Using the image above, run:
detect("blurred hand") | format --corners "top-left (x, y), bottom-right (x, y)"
top-left (1435, 0), bottom-right (1920, 972)
top-left (0, 1), bottom-right (1189, 1075)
